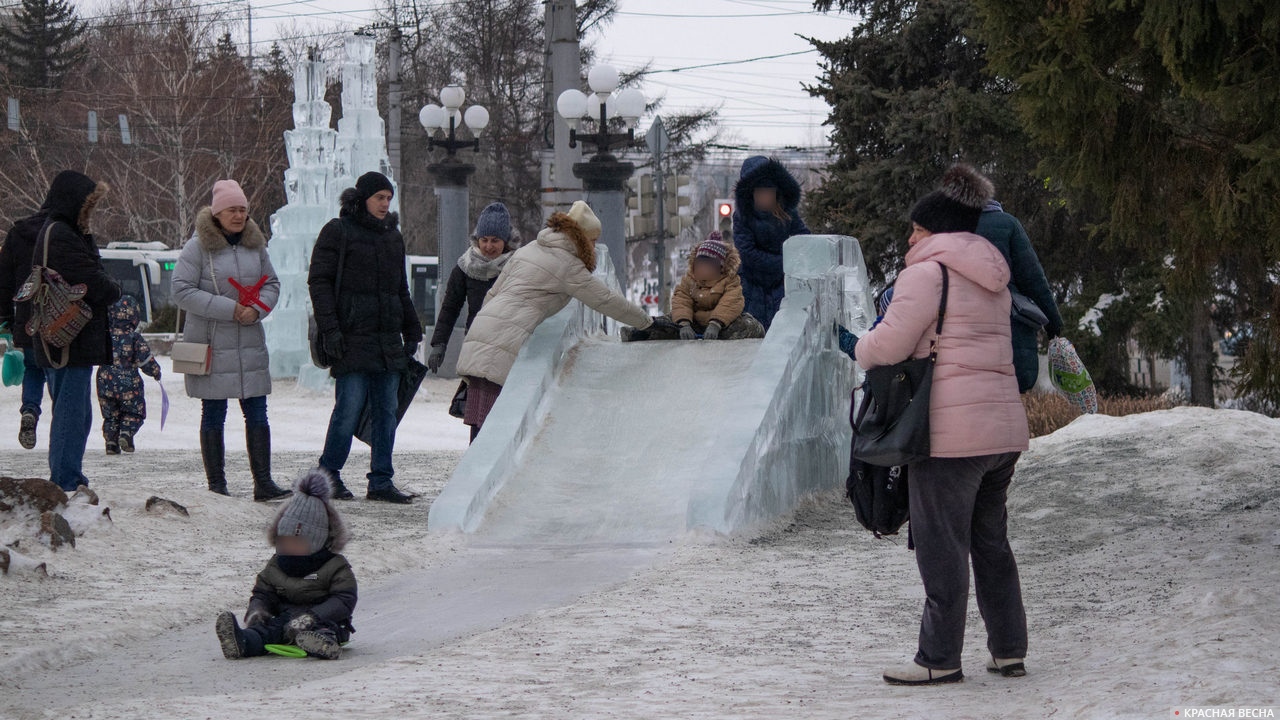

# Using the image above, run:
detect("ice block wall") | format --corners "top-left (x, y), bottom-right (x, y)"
top-left (263, 35), bottom-right (399, 388)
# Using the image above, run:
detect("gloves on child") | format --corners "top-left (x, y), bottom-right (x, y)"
top-left (679, 323), bottom-right (697, 341)
top-left (243, 606), bottom-right (271, 628)
top-left (427, 345), bottom-right (446, 373)
top-left (703, 321), bottom-right (722, 340)
top-left (283, 612), bottom-right (317, 642)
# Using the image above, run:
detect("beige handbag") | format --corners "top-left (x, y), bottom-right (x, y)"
top-left (172, 253), bottom-right (218, 376)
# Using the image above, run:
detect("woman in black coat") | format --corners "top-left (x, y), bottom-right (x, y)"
top-left (308, 172), bottom-right (423, 504)
top-left (426, 202), bottom-right (518, 369)
top-left (28, 170), bottom-right (121, 491)
top-left (0, 206), bottom-right (51, 450)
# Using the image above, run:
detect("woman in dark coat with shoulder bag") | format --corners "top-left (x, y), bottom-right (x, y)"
top-left (309, 172), bottom-right (423, 504)
top-left (29, 170), bottom-right (121, 491)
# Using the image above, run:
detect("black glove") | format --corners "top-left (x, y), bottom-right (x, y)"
top-left (1046, 321), bottom-right (1063, 339)
top-left (243, 606), bottom-right (271, 628)
top-left (427, 345), bottom-right (446, 373)
top-left (283, 612), bottom-right (317, 643)
top-left (703, 321), bottom-right (722, 340)
top-left (648, 317), bottom-right (679, 333)
top-left (322, 330), bottom-right (345, 360)
top-left (679, 323), bottom-right (697, 341)
top-left (404, 340), bottom-right (419, 359)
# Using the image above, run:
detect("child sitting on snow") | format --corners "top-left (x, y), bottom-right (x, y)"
top-left (96, 295), bottom-right (161, 454)
top-left (216, 469), bottom-right (357, 660)
top-left (623, 232), bottom-right (765, 341)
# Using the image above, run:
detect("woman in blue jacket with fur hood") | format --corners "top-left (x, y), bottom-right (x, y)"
top-left (732, 156), bottom-right (809, 330)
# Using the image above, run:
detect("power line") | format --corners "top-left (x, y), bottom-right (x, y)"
top-left (638, 50), bottom-right (817, 75)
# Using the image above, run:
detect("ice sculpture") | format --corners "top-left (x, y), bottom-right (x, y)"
top-left (263, 35), bottom-right (399, 390)
top-left (428, 234), bottom-right (876, 539)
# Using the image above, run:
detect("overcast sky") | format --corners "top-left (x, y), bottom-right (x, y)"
top-left (83, 0), bottom-right (853, 150)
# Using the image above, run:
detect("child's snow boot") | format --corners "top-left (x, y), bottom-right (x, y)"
top-left (201, 430), bottom-right (229, 496)
top-left (118, 432), bottom-right (134, 453)
top-left (294, 629), bottom-right (341, 660)
top-left (215, 611), bottom-right (247, 659)
top-left (247, 425), bottom-right (291, 501)
top-left (105, 441), bottom-right (120, 455)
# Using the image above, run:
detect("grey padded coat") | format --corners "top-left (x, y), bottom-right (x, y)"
top-left (172, 207), bottom-right (280, 400)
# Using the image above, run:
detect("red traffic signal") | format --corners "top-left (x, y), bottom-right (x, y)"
top-left (717, 201), bottom-right (733, 217)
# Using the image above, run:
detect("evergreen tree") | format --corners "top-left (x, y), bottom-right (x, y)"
top-left (974, 0), bottom-right (1280, 407)
top-left (0, 0), bottom-right (88, 90)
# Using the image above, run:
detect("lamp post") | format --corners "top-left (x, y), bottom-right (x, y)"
top-left (421, 85), bottom-right (488, 376)
top-left (556, 65), bottom-right (646, 280)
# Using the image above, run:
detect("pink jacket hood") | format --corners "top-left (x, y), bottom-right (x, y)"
top-left (856, 230), bottom-right (1028, 458)
top-left (905, 231), bottom-right (1010, 293)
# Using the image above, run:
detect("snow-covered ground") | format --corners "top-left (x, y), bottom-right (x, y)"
top-left (2, 373), bottom-right (1278, 719)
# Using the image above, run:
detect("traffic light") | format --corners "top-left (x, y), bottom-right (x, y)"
top-left (715, 198), bottom-right (734, 235)
top-left (663, 174), bottom-right (693, 236)
top-left (626, 173), bottom-right (655, 214)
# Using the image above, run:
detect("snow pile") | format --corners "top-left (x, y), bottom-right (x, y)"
top-left (3, 407), bottom-right (1278, 719)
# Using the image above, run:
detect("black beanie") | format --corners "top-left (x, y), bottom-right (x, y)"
top-left (355, 171), bottom-right (395, 200)
top-left (909, 164), bottom-right (995, 234)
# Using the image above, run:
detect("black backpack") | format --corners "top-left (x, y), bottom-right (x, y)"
top-left (847, 389), bottom-right (911, 543)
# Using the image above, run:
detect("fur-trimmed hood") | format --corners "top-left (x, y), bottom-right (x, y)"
top-left (734, 156), bottom-right (802, 216)
top-left (686, 240), bottom-right (741, 277)
top-left (42, 170), bottom-right (108, 234)
top-left (194, 206), bottom-right (267, 252)
top-left (538, 212), bottom-right (596, 271)
top-left (339, 187), bottom-right (400, 233)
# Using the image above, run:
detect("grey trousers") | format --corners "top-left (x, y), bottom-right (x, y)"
top-left (908, 452), bottom-right (1028, 669)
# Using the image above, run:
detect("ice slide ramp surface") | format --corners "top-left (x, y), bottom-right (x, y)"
top-left (426, 235), bottom-right (876, 543)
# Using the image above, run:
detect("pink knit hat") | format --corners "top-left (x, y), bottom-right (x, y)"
top-left (211, 180), bottom-right (249, 215)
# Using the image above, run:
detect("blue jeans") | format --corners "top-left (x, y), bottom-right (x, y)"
top-left (200, 396), bottom-right (269, 432)
top-left (45, 366), bottom-right (93, 491)
top-left (21, 347), bottom-right (46, 417)
top-left (319, 371), bottom-right (398, 492)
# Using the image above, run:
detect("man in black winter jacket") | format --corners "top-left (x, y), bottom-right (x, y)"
top-left (29, 170), bottom-right (121, 491)
top-left (0, 205), bottom-right (51, 450)
top-left (308, 172), bottom-right (422, 504)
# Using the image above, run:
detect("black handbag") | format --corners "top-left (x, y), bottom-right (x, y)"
top-left (851, 263), bottom-right (949, 467)
top-left (356, 358), bottom-right (429, 446)
top-left (448, 381), bottom-right (468, 419)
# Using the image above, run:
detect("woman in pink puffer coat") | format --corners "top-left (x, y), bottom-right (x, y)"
top-left (854, 165), bottom-right (1031, 687)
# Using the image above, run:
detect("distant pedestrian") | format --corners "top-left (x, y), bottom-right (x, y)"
top-left (309, 171), bottom-right (423, 504)
top-left (96, 296), bottom-right (161, 455)
top-left (975, 201), bottom-right (1063, 392)
top-left (853, 164), bottom-right (1031, 686)
top-left (732, 156), bottom-right (809, 330)
top-left (622, 231), bottom-right (764, 342)
top-left (456, 201), bottom-right (656, 438)
top-left (30, 171), bottom-right (121, 492)
top-left (0, 201), bottom-right (52, 450)
top-left (173, 179), bottom-right (290, 501)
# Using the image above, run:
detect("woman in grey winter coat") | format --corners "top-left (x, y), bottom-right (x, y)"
top-left (172, 180), bottom-right (290, 501)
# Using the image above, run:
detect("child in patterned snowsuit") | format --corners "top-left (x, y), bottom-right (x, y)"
top-left (96, 295), bottom-right (161, 454)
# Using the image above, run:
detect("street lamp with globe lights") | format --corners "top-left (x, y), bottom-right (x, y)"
top-left (554, 64), bottom-right (647, 277)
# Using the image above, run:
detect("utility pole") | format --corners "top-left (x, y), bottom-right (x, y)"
top-left (542, 0), bottom-right (582, 220)
top-left (246, 1), bottom-right (253, 76)
top-left (387, 27), bottom-right (402, 182)
top-left (647, 117), bottom-right (670, 313)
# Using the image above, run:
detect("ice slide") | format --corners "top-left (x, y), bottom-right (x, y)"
top-left (427, 235), bottom-right (876, 544)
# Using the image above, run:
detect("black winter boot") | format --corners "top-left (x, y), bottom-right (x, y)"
top-left (246, 426), bottom-right (291, 502)
top-left (215, 611), bottom-right (247, 659)
top-left (200, 430), bottom-right (229, 496)
top-left (294, 628), bottom-right (341, 660)
top-left (327, 470), bottom-right (355, 501)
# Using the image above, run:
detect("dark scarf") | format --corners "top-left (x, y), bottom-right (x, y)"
top-left (275, 548), bottom-right (335, 578)
top-left (224, 230), bottom-right (244, 246)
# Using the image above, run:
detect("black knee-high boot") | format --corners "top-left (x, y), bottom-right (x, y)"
top-left (246, 425), bottom-right (291, 501)
top-left (201, 430), bottom-right (228, 495)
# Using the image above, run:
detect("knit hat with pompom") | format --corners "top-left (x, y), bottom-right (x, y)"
top-left (269, 468), bottom-right (349, 554)
top-left (909, 164), bottom-right (995, 234)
